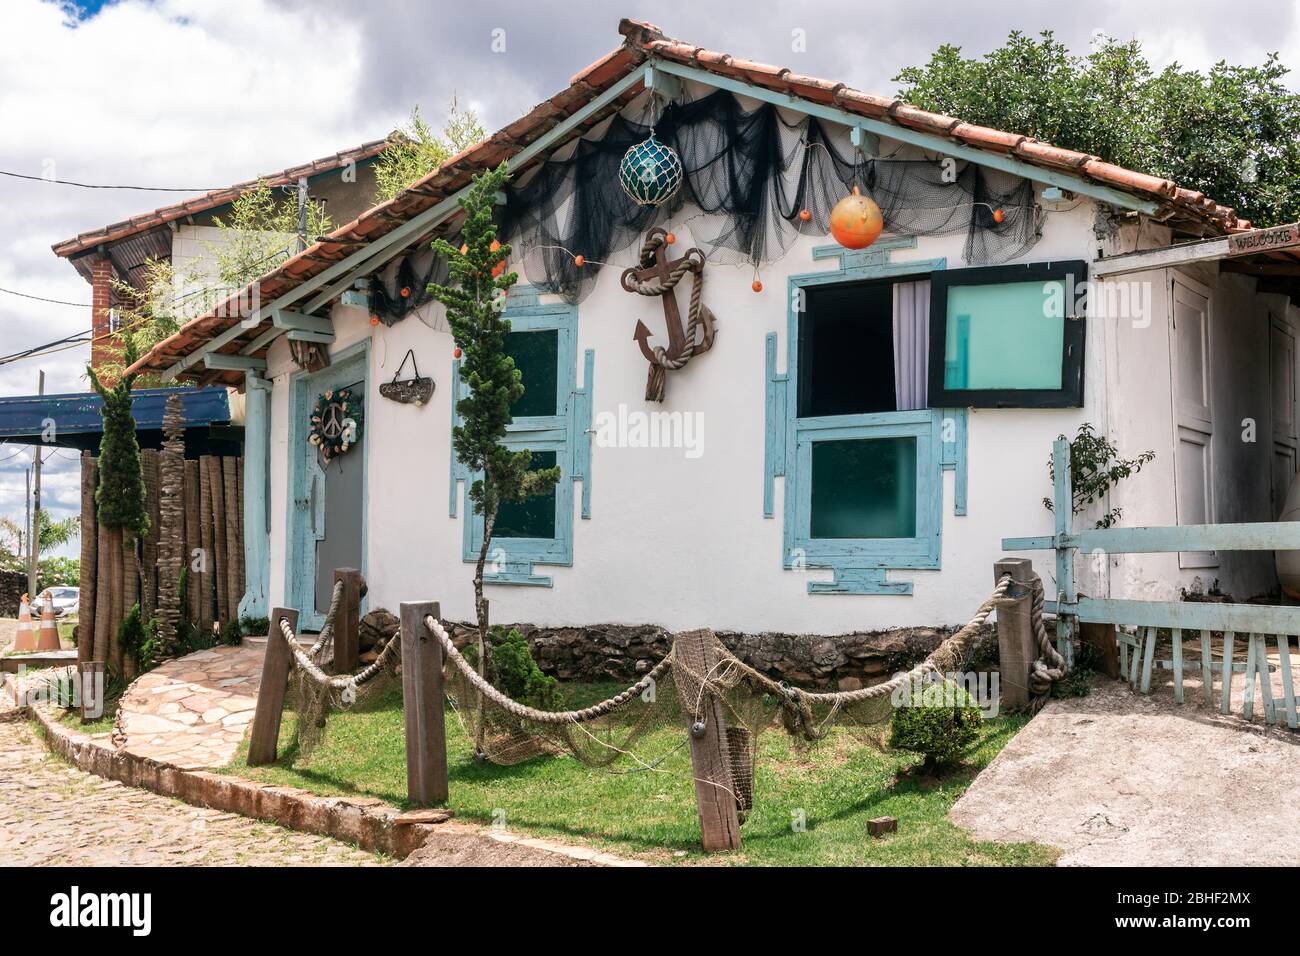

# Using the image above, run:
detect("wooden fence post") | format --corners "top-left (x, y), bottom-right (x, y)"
top-left (401, 601), bottom-right (448, 806)
top-left (333, 568), bottom-right (362, 673)
top-left (673, 628), bottom-right (742, 852)
top-left (79, 660), bottom-right (105, 725)
top-left (247, 608), bottom-right (298, 766)
top-left (994, 558), bottom-right (1037, 712)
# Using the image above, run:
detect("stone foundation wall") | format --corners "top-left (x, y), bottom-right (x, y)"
top-left (0, 570), bottom-right (25, 618)
top-left (362, 611), bottom-right (997, 688)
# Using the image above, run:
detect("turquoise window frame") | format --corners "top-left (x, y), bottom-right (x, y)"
top-left (764, 238), bottom-right (968, 595)
top-left (449, 286), bottom-right (593, 587)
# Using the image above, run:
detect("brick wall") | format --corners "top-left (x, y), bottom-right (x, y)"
top-left (90, 257), bottom-right (115, 371)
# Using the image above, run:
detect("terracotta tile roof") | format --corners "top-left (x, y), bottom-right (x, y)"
top-left (131, 17), bottom-right (1281, 386)
top-left (51, 138), bottom-right (392, 259)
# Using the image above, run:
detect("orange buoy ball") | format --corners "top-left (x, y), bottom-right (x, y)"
top-left (492, 260), bottom-right (506, 278)
top-left (799, 209), bottom-right (812, 222)
top-left (400, 286), bottom-right (411, 298)
top-left (490, 239), bottom-right (501, 253)
top-left (454, 347), bottom-right (462, 359)
top-left (574, 255), bottom-right (585, 267)
top-left (460, 243), bottom-right (469, 255)
top-left (829, 186), bottom-right (884, 250)
top-left (992, 208), bottom-right (1006, 224)
top-left (369, 315), bottom-right (380, 326)
top-left (665, 231), bottom-right (676, 245)
top-left (752, 279), bottom-right (763, 293)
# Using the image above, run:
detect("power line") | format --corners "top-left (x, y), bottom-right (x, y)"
top-left (0, 287), bottom-right (91, 307)
top-left (0, 169), bottom-right (219, 192)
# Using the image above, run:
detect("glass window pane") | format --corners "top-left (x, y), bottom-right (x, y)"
top-left (944, 280), bottom-right (1064, 390)
top-left (505, 329), bottom-right (558, 417)
top-left (798, 281), bottom-right (896, 417)
top-left (810, 437), bottom-right (917, 539)
top-left (493, 451), bottom-right (557, 539)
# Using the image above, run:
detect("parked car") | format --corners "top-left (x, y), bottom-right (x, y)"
top-left (39, 586), bottom-right (79, 617)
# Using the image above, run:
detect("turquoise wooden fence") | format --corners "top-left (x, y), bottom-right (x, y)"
top-left (1002, 437), bottom-right (1300, 727)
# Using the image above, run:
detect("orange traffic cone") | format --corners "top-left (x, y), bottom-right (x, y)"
top-left (35, 594), bottom-right (61, 652)
top-left (11, 594), bottom-right (36, 653)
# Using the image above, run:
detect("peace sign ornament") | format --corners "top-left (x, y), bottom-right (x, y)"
top-left (309, 387), bottom-right (362, 464)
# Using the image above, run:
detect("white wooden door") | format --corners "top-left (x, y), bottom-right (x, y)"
top-left (1270, 316), bottom-right (1298, 516)
top-left (1171, 278), bottom-right (1216, 568)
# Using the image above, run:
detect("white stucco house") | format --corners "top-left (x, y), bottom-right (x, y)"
top-left (123, 19), bottom-right (1300, 637)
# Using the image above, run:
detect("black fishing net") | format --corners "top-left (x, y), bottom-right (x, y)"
top-left (496, 89), bottom-right (1042, 303)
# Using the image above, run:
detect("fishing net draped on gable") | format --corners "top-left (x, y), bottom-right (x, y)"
top-left (496, 89), bottom-right (1040, 304)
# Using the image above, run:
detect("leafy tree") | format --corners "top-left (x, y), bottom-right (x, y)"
top-left (207, 179), bottom-right (333, 292)
top-left (425, 162), bottom-right (561, 659)
top-left (37, 556), bottom-right (80, 589)
top-left (0, 513), bottom-right (80, 573)
top-left (895, 32), bottom-right (1300, 226)
top-left (1044, 423), bottom-right (1155, 529)
top-left (101, 258), bottom-right (203, 387)
top-left (373, 100), bottom-right (486, 203)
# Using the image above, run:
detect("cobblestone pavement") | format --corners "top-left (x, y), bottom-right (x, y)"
top-left (0, 716), bottom-right (388, 866)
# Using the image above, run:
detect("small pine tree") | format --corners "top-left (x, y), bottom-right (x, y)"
top-left (87, 357), bottom-right (148, 539)
top-left (425, 161), bottom-right (560, 676)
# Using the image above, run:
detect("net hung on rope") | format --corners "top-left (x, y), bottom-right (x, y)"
top-left (421, 573), bottom-right (1022, 825)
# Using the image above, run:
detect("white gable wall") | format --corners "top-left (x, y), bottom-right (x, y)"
top-left (258, 194), bottom-right (1129, 633)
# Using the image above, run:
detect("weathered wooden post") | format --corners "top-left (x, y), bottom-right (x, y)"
top-left (247, 608), bottom-right (298, 766)
top-left (79, 660), bottom-right (105, 725)
top-left (994, 558), bottom-right (1037, 712)
top-left (673, 628), bottom-right (742, 852)
top-left (333, 568), bottom-right (362, 673)
top-left (401, 601), bottom-right (448, 806)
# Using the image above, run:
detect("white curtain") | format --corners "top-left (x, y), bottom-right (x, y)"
top-left (892, 279), bottom-right (930, 410)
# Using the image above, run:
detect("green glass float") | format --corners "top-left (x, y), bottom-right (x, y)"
top-left (618, 132), bottom-right (683, 207)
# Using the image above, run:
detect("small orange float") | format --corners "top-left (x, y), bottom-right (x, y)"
top-left (829, 186), bottom-right (883, 250)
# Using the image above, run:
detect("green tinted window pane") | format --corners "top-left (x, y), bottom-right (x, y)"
top-left (493, 451), bottom-right (557, 539)
top-left (810, 437), bottom-right (917, 539)
top-left (944, 280), bottom-right (1064, 390)
top-left (505, 329), bottom-right (558, 417)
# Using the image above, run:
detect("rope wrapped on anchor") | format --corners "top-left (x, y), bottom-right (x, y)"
top-left (621, 228), bottom-right (717, 401)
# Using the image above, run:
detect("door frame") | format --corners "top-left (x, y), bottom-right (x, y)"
top-left (1169, 272), bottom-right (1217, 569)
top-left (286, 338), bottom-right (370, 630)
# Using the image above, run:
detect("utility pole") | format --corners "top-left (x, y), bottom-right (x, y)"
top-left (295, 177), bottom-right (309, 253)
top-left (28, 369), bottom-right (44, 598)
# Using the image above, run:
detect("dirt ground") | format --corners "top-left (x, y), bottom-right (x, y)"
top-left (952, 674), bottom-right (1300, 865)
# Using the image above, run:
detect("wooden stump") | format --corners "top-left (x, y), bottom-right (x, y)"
top-left (248, 608), bottom-right (298, 766)
top-left (79, 661), bottom-right (105, 725)
top-left (672, 628), bottom-right (742, 852)
top-left (994, 558), bottom-right (1036, 712)
top-left (333, 568), bottom-right (362, 673)
top-left (400, 601), bottom-right (448, 806)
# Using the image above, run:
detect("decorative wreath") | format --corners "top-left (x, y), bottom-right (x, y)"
top-left (309, 387), bottom-right (361, 464)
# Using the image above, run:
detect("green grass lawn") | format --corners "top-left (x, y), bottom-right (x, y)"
top-left (228, 682), bottom-right (1054, 866)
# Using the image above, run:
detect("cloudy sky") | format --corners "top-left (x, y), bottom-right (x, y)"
top-left (2, 0), bottom-right (1298, 539)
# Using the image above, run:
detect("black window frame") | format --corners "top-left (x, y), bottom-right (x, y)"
top-left (927, 260), bottom-right (1088, 409)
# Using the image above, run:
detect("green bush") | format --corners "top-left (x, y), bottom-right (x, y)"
top-left (464, 626), bottom-right (563, 711)
top-left (889, 680), bottom-right (982, 772)
top-left (115, 603), bottom-right (147, 673)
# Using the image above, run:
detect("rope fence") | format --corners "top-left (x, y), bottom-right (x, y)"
top-left (248, 558), bottom-right (1065, 852)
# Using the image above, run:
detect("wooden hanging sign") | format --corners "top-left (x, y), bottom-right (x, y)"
top-left (379, 349), bottom-right (434, 406)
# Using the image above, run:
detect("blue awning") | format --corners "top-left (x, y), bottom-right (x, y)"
top-left (0, 386), bottom-right (231, 445)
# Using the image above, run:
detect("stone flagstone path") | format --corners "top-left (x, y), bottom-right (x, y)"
top-left (117, 644), bottom-right (264, 769)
